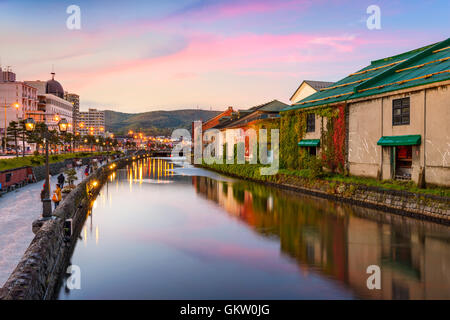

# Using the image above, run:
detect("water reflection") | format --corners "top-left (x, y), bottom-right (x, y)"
top-left (192, 176), bottom-right (450, 300)
top-left (57, 158), bottom-right (450, 300)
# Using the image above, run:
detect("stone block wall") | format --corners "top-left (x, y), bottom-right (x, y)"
top-left (32, 157), bottom-right (93, 182)
top-left (0, 155), bottom-right (137, 300)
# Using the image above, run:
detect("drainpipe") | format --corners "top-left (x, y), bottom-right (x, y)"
top-left (380, 97), bottom-right (384, 180)
top-left (422, 89), bottom-right (427, 187)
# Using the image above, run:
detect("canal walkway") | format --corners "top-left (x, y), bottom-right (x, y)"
top-left (0, 166), bottom-right (87, 286)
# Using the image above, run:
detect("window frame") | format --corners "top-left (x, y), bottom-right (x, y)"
top-left (392, 97), bottom-right (410, 126)
top-left (306, 113), bottom-right (316, 133)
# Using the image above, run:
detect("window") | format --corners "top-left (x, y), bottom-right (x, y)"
top-left (306, 113), bottom-right (315, 132)
top-left (308, 147), bottom-right (317, 156)
top-left (393, 98), bottom-right (410, 126)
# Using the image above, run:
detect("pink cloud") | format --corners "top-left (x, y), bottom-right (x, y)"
top-left (63, 32), bottom-right (363, 82)
top-left (185, 0), bottom-right (310, 21)
top-left (131, 230), bottom-right (300, 274)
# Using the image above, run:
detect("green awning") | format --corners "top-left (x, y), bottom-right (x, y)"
top-left (298, 139), bottom-right (320, 147)
top-left (377, 135), bottom-right (421, 146)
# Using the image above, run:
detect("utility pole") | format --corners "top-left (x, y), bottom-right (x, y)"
top-left (2, 98), bottom-right (7, 154)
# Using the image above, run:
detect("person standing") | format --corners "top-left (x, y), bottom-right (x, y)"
top-left (40, 183), bottom-right (46, 201)
top-left (57, 173), bottom-right (65, 188)
top-left (52, 184), bottom-right (62, 209)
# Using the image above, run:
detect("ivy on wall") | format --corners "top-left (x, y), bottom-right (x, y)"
top-left (280, 104), bottom-right (347, 173)
top-left (321, 104), bottom-right (346, 173)
top-left (280, 110), bottom-right (306, 169)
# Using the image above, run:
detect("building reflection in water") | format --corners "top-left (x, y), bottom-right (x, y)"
top-left (192, 176), bottom-right (450, 299)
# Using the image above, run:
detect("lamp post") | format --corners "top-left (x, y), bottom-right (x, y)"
top-left (25, 117), bottom-right (68, 218)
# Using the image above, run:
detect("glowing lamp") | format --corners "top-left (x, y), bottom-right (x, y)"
top-left (58, 118), bottom-right (68, 132)
top-left (24, 118), bottom-right (35, 132)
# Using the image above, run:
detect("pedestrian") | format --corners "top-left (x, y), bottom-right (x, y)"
top-left (40, 183), bottom-right (46, 201)
top-left (85, 165), bottom-right (90, 177)
top-left (57, 173), bottom-right (65, 188)
top-left (52, 183), bottom-right (62, 209)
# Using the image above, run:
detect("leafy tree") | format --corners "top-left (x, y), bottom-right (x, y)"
top-left (65, 168), bottom-right (78, 187)
top-left (62, 132), bottom-right (75, 153)
top-left (26, 122), bottom-right (47, 154)
top-left (7, 121), bottom-right (20, 157)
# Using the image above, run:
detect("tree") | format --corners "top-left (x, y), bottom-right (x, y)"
top-left (86, 135), bottom-right (96, 152)
top-left (47, 129), bottom-right (60, 154)
top-left (7, 121), bottom-right (20, 157)
top-left (62, 132), bottom-right (74, 153)
top-left (74, 133), bottom-right (82, 151)
top-left (65, 168), bottom-right (78, 187)
top-left (26, 122), bottom-right (47, 154)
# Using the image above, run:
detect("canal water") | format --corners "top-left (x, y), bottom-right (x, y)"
top-left (56, 158), bottom-right (450, 299)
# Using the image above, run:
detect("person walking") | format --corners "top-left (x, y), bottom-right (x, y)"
top-left (85, 165), bottom-right (90, 177)
top-left (40, 183), bottom-right (47, 201)
top-left (52, 183), bottom-right (62, 209)
top-left (57, 173), bottom-right (65, 188)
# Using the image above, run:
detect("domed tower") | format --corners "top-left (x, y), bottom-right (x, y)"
top-left (46, 72), bottom-right (64, 99)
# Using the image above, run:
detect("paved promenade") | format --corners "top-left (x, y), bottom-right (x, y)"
top-left (0, 166), bottom-right (86, 286)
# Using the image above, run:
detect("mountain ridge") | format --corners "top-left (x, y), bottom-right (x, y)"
top-left (104, 109), bottom-right (221, 136)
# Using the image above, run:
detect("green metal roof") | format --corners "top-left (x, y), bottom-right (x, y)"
top-left (377, 135), bottom-right (421, 146)
top-left (298, 139), bottom-right (320, 147)
top-left (284, 38), bottom-right (450, 111)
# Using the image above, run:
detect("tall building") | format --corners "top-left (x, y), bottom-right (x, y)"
top-left (78, 108), bottom-right (105, 136)
top-left (0, 67), bottom-right (40, 134)
top-left (25, 73), bottom-right (74, 132)
top-left (64, 92), bottom-right (80, 134)
top-left (1, 67), bottom-right (16, 82)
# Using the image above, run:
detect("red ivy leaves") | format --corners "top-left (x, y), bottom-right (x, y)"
top-left (322, 104), bottom-right (346, 173)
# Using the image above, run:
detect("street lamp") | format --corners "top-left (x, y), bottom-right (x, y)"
top-left (13, 102), bottom-right (20, 120)
top-left (58, 118), bottom-right (68, 132)
top-left (24, 118), bottom-right (35, 132)
top-left (26, 117), bottom-right (68, 218)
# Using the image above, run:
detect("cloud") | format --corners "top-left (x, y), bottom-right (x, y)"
top-left (160, 0), bottom-right (310, 22)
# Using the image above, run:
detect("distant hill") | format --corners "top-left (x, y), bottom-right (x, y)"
top-left (104, 109), bottom-right (221, 136)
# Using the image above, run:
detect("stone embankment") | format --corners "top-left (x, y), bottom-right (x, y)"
top-left (0, 154), bottom-right (145, 300)
top-left (200, 165), bottom-right (450, 225)
top-left (31, 157), bottom-right (92, 182)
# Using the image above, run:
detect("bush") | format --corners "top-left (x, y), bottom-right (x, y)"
top-left (302, 155), bottom-right (323, 179)
top-left (30, 158), bottom-right (41, 165)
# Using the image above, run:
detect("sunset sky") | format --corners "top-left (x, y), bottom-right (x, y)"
top-left (0, 0), bottom-right (448, 112)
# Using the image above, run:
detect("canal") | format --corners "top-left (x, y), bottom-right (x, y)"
top-left (56, 158), bottom-right (450, 299)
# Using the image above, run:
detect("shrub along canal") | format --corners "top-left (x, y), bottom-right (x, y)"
top-left (56, 157), bottom-right (450, 299)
